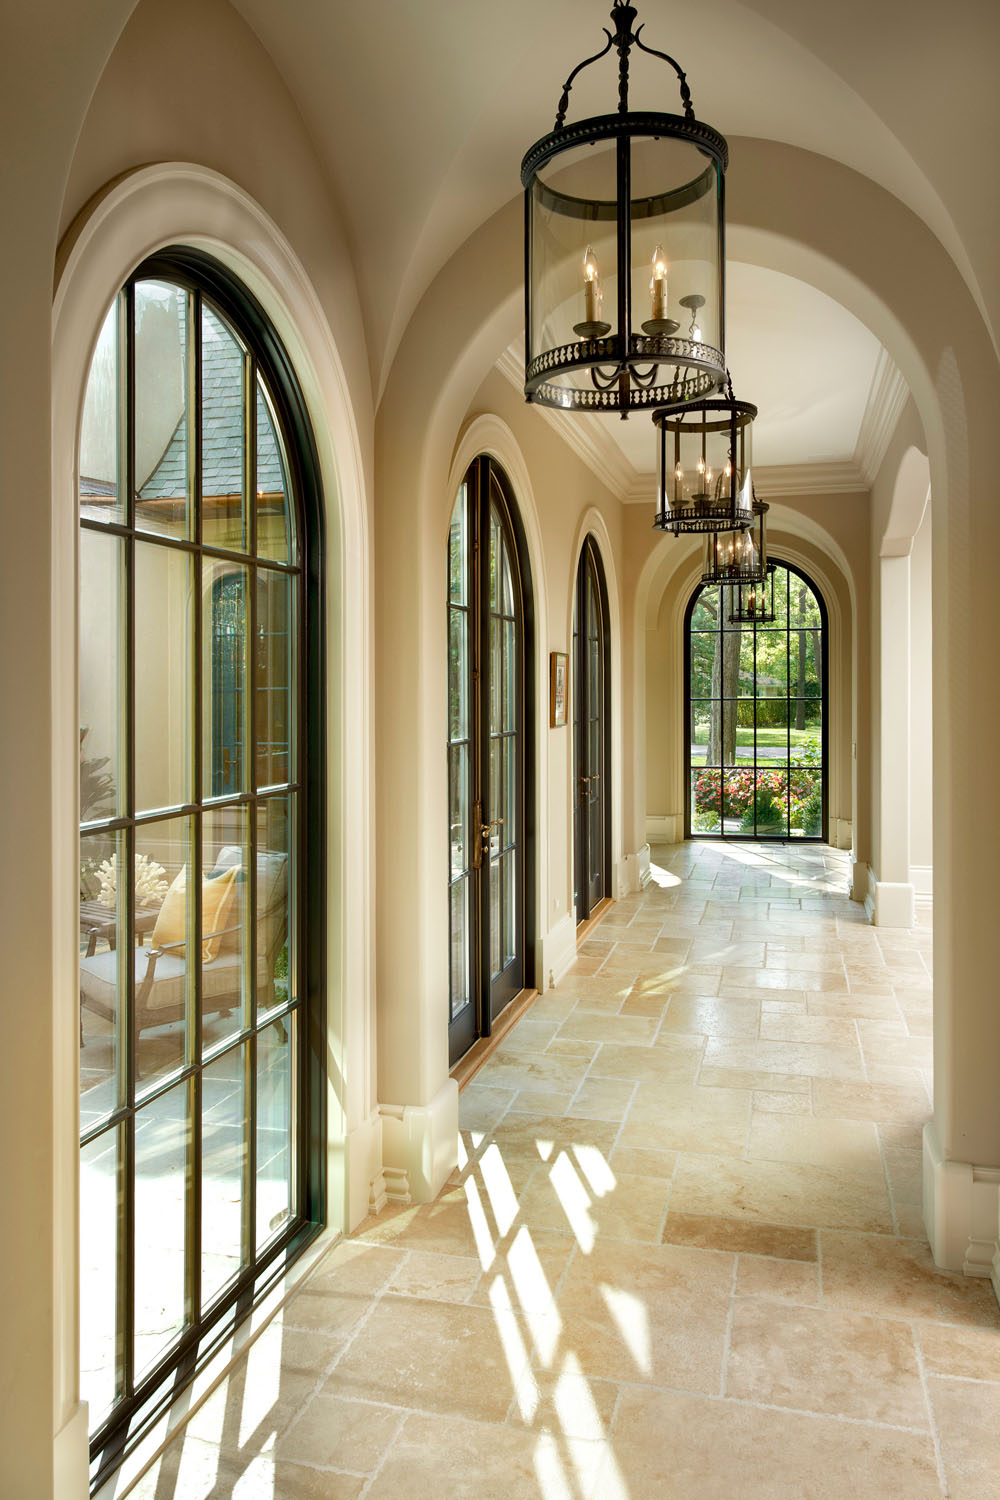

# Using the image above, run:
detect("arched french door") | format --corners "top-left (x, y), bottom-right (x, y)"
top-left (447, 457), bottom-right (535, 1066)
top-left (77, 251), bottom-right (325, 1484)
top-left (685, 560), bottom-right (827, 840)
top-left (573, 536), bottom-right (611, 921)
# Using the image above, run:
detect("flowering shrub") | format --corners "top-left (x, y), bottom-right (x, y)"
top-left (695, 766), bottom-right (821, 829)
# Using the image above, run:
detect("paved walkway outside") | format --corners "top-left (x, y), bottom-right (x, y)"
top-left (131, 842), bottom-right (1000, 1500)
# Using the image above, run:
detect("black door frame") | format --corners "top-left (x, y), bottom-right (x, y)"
top-left (573, 535), bottom-right (611, 920)
top-left (683, 557), bottom-right (829, 842)
top-left (448, 456), bottom-right (536, 1066)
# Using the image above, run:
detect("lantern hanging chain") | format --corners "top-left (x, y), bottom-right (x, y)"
top-left (553, 2), bottom-right (697, 132)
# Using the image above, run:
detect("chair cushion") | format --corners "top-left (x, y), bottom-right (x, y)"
top-left (151, 865), bottom-right (239, 963)
top-left (79, 945), bottom-right (269, 1016)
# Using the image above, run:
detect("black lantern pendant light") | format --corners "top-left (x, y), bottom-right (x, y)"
top-left (652, 382), bottom-right (756, 533)
top-left (521, 1), bottom-right (728, 418)
top-left (701, 497), bottom-right (769, 585)
top-left (730, 562), bottom-right (777, 624)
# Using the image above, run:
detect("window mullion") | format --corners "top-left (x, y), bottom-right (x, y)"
top-left (190, 286), bottom-right (204, 1331)
top-left (121, 280), bottom-right (137, 1401)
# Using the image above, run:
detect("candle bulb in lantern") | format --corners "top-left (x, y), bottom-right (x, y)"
top-left (649, 243), bottom-right (668, 321)
top-left (583, 246), bottom-right (601, 323)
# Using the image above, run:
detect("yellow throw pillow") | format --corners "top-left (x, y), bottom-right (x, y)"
top-left (151, 865), bottom-right (239, 963)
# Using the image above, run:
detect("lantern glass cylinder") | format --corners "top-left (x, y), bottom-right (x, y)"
top-left (701, 500), bottom-right (769, 585)
top-left (524, 123), bottom-right (726, 415)
top-left (653, 398), bottom-right (755, 533)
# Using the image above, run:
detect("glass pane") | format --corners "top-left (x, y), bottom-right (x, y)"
top-left (448, 607), bottom-right (467, 741)
top-left (690, 585), bottom-right (719, 632)
top-left (723, 768), bottom-right (756, 830)
top-left (505, 734), bottom-right (517, 848)
top-left (256, 377), bottom-right (291, 564)
top-left (135, 816), bottom-right (192, 1093)
top-left (790, 770), bottom-right (823, 837)
top-left (202, 1044), bottom-right (247, 1307)
top-left (257, 1014), bottom-right (293, 1250)
top-left (789, 698), bottom-right (823, 750)
top-left (80, 828), bottom-right (123, 1125)
top-left (504, 852), bottom-right (516, 966)
top-left (732, 700), bottom-right (755, 764)
top-left (755, 699), bottom-right (789, 766)
top-left (450, 879), bottom-right (470, 1021)
top-left (490, 859), bottom-right (501, 978)
top-left (202, 805), bottom-right (248, 1050)
top-left (255, 569), bottom-right (294, 789)
top-left (80, 1128), bottom-right (121, 1425)
top-left (204, 563), bottom-right (247, 799)
top-left (489, 509), bottom-right (501, 610)
top-left (449, 486), bottom-right (467, 605)
top-left (256, 794), bottom-right (294, 1017)
top-left (691, 769), bottom-right (721, 833)
top-left (201, 302), bottom-right (247, 552)
top-left (769, 567), bottom-right (790, 628)
top-left (689, 632), bottom-right (715, 698)
top-left (490, 614), bottom-right (502, 733)
top-left (504, 619), bottom-right (516, 732)
top-left (755, 632), bottom-right (787, 697)
top-left (490, 736), bottom-right (502, 857)
top-left (752, 770), bottom-right (789, 837)
top-left (134, 1078), bottom-right (190, 1379)
top-left (80, 297), bottom-right (123, 524)
top-left (135, 281), bottom-right (189, 539)
top-left (134, 541), bottom-right (192, 814)
top-left (80, 530), bottom-right (122, 821)
top-left (449, 743), bottom-right (468, 879)
top-left (720, 583), bottom-right (741, 631)
top-left (697, 701), bottom-right (723, 766)
top-left (690, 703), bottom-right (713, 766)
top-left (737, 628), bottom-right (755, 694)
top-left (501, 535), bottom-right (515, 615)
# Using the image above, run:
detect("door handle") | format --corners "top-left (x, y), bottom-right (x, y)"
top-left (480, 817), bottom-right (503, 856)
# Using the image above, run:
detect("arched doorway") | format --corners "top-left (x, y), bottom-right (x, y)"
top-left (447, 456), bottom-right (535, 1065)
top-left (685, 560), bottom-right (827, 840)
top-left (573, 535), bottom-right (611, 921)
top-left (77, 250), bottom-right (325, 1482)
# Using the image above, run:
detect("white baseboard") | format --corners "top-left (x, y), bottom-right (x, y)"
top-left (850, 855), bottom-right (869, 905)
top-left (618, 844), bottom-right (651, 894)
top-left (832, 818), bottom-right (853, 851)
top-left (379, 1077), bottom-right (459, 1204)
top-left (338, 1110), bottom-right (384, 1231)
top-left (645, 813), bottom-right (683, 845)
top-left (923, 1121), bottom-right (1000, 1291)
top-left (54, 1402), bottom-right (89, 1500)
top-left (910, 863), bottom-right (934, 897)
top-left (869, 875), bottom-right (916, 928)
top-left (540, 909), bottom-right (577, 992)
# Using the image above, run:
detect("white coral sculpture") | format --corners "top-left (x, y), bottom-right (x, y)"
top-left (96, 853), bottom-right (169, 909)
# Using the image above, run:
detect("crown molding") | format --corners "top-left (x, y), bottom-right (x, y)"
top-left (854, 347), bottom-right (909, 485)
top-left (753, 460), bottom-right (867, 496)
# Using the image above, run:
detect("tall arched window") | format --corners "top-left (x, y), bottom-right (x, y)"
top-left (573, 536), bottom-right (611, 922)
top-left (77, 251), bottom-right (324, 1480)
top-left (447, 457), bottom-right (535, 1065)
top-left (686, 561), bottom-right (826, 840)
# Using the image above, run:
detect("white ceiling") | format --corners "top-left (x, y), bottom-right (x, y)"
top-left (230, 0), bottom-right (999, 398)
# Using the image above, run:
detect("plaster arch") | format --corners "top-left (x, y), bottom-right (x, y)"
top-left (882, 446), bottom-right (932, 557)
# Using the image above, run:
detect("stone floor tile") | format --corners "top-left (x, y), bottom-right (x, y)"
top-left (752, 1089), bottom-right (812, 1114)
top-left (915, 1320), bottom-right (1000, 1379)
top-left (747, 1113), bottom-right (882, 1175)
top-left (590, 1041), bottom-right (701, 1085)
top-left (387, 1249), bottom-right (482, 1302)
top-left (609, 1144), bottom-right (677, 1178)
top-left (759, 1012), bottom-right (860, 1046)
top-left (662, 1211), bottom-right (818, 1260)
top-left (599, 1386), bottom-right (941, 1500)
top-left (566, 1075), bottom-right (635, 1121)
top-left (623, 1082), bottom-right (751, 1156)
top-left (555, 1011), bottom-right (659, 1046)
top-left (703, 1037), bottom-right (865, 1082)
top-left (276, 1393), bottom-right (401, 1471)
top-left (670, 1154), bottom-right (894, 1233)
top-left (698, 1065), bottom-right (810, 1093)
top-left (927, 1375), bottom-right (1000, 1500)
top-left (734, 1254), bottom-right (820, 1303)
top-left (726, 1298), bottom-right (927, 1425)
top-left (659, 994), bottom-right (761, 1038)
top-left (820, 1231), bottom-right (1000, 1326)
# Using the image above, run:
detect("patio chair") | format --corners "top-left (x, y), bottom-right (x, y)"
top-left (79, 846), bottom-right (288, 1044)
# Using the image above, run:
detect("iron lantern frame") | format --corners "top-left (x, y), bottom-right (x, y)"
top-left (652, 393), bottom-right (756, 534)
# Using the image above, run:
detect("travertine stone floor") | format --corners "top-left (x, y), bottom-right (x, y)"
top-left (131, 843), bottom-right (1000, 1500)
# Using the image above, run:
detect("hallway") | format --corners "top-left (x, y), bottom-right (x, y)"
top-left (125, 844), bottom-right (998, 1500)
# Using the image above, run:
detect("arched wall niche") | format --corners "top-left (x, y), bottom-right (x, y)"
top-left (51, 173), bottom-right (377, 1437)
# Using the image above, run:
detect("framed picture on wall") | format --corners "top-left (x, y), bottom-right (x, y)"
top-left (550, 651), bottom-right (569, 728)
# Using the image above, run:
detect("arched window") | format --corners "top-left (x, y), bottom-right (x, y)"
top-left (686, 562), bottom-right (826, 840)
top-left (447, 457), bottom-right (535, 1065)
top-left (573, 536), bottom-right (611, 921)
top-left (77, 251), bottom-right (324, 1480)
